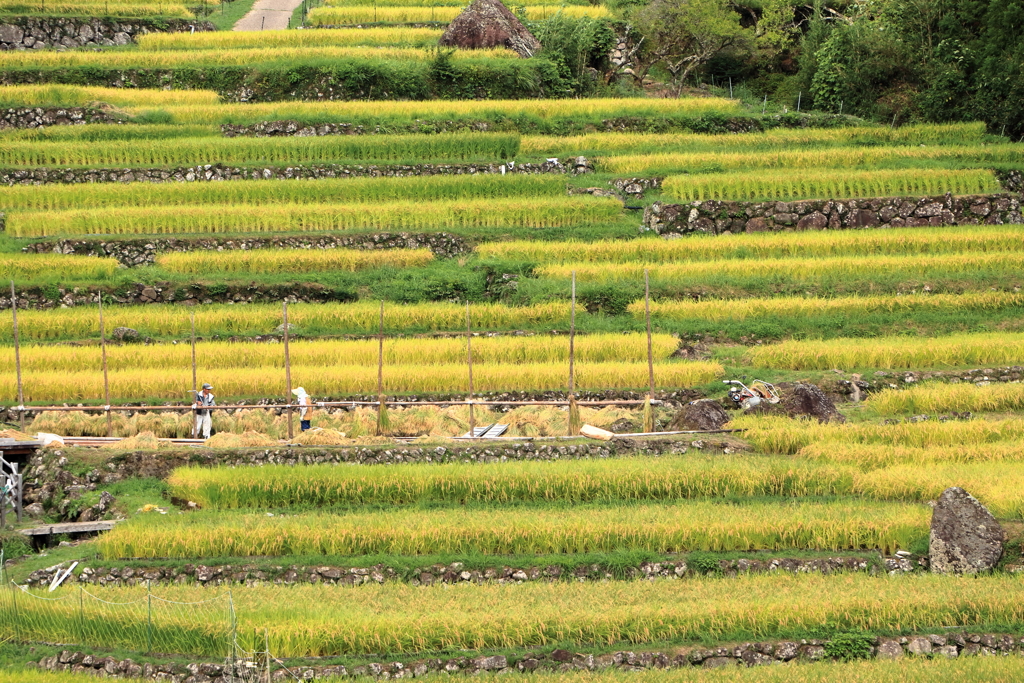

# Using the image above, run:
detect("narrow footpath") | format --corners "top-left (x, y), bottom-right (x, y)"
top-left (232, 0), bottom-right (304, 31)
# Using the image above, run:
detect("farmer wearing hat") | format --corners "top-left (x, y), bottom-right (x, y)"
top-left (292, 387), bottom-right (313, 431)
top-left (194, 383), bottom-right (216, 439)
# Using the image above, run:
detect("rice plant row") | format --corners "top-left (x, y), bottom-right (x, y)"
top-left (537, 251), bottom-right (1024, 284)
top-left (97, 499), bottom-right (925, 559)
top-left (747, 332), bottom-right (1024, 370)
top-left (156, 247), bottom-right (434, 274)
top-left (3, 361), bottom-right (721, 401)
top-left (128, 97), bottom-right (742, 126)
top-left (797, 442), bottom-right (1024, 470)
top-left (633, 292), bottom-right (1024, 324)
top-left (2, 333), bottom-right (678, 373)
top-left (476, 226), bottom-right (1024, 264)
top-left (7, 197), bottom-right (621, 237)
top-left (519, 123), bottom-right (989, 156)
top-left (0, 46), bottom-right (521, 70)
top-left (0, 254), bottom-right (119, 281)
top-left (0, 124), bottom-right (220, 143)
top-left (0, 301), bottom-right (571, 342)
top-left (870, 383), bottom-right (1024, 415)
top-left (0, 175), bottom-right (567, 212)
top-left (733, 414), bottom-right (1024, 455)
top-left (167, 456), bottom-right (1024, 517)
top-left (601, 144), bottom-right (1024, 174)
top-left (0, 84), bottom-right (221, 108)
top-left (661, 168), bottom-right (1000, 202)
top-left (136, 27), bottom-right (447, 50)
top-left (0, 0), bottom-right (192, 17)
top-left (307, 5), bottom-right (609, 25)
top-left (10, 574), bottom-right (1022, 658)
top-left (0, 132), bottom-right (520, 167)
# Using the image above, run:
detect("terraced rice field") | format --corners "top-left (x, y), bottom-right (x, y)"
top-left (0, 8), bottom-right (1022, 678)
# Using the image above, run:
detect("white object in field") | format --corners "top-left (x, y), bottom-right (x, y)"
top-left (723, 379), bottom-right (781, 410)
top-left (580, 424), bottom-right (614, 441)
top-left (49, 561), bottom-right (78, 592)
top-left (36, 432), bottom-right (64, 447)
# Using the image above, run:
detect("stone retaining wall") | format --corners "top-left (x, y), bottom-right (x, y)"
top-left (0, 158), bottom-right (590, 187)
top-left (643, 193), bottom-right (1023, 235)
top-left (0, 17), bottom-right (213, 50)
top-left (22, 232), bottom-right (470, 267)
top-left (0, 107), bottom-right (124, 129)
top-left (23, 555), bottom-right (918, 591)
top-left (35, 634), bottom-right (1024, 681)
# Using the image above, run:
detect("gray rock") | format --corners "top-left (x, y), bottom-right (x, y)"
top-left (781, 383), bottom-right (845, 423)
top-left (930, 487), bottom-right (1005, 574)
top-left (906, 636), bottom-right (932, 655)
top-left (668, 399), bottom-right (730, 431)
top-left (23, 502), bottom-right (45, 518)
top-left (876, 639), bottom-right (904, 660)
top-left (0, 23), bottom-right (24, 43)
top-left (111, 326), bottom-right (140, 342)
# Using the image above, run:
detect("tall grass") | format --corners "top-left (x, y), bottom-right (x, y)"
top-left (0, 175), bottom-right (566, 212)
top-left (633, 292), bottom-right (1024, 323)
top-left (136, 27), bottom-right (447, 50)
top-left (156, 248), bottom-right (433, 274)
top-left (734, 414), bottom-right (1024, 455)
top-left (661, 168), bottom-right (999, 202)
top-left (3, 333), bottom-right (679, 373)
top-left (870, 383), bottom-right (1024, 414)
top-left (0, 132), bottom-right (520, 167)
top-left (0, 124), bottom-right (220, 142)
top-left (748, 332), bottom-right (1024, 370)
top-left (0, 84), bottom-right (220, 108)
top-left (0, 46), bottom-right (520, 69)
top-left (133, 97), bottom-right (743, 126)
top-left (97, 499), bottom-right (926, 558)
top-left (477, 226), bottom-right (1024, 263)
top-left (9, 575), bottom-right (1023, 658)
top-left (7, 196), bottom-right (620, 237)
top-left (537, 252), bottom-right (1024, 284)
top-left (602, 144), bottom-right (1024, 174)
top-left (0, 254), bottom-right (118, 281)
top-left (0, 301), bottom-right (573, 342)
top-left (308, 4), bottom-right (609, 25)
top-left (520, 123), bottom-right (990, 155)
top-left (0, 0), bottom-right (191, 16)
top-left (798, 442), bottom-right (1024, 469)
top-left (0, 361), bottom-right (721, 401)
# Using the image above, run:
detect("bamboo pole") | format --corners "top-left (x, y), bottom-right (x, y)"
top-left (466, 301), bottom-right (475, 438)
top-left (567, 271), bottom-right (580, 436)
top-left (283, 302), bottom-right (293, 440)
top-left (10, 281), bottom-right (25, 431)
top-left (643, 269), bottom-right (656, 433)
top-left (375, 301), bottom-right (390, 436)
top-left (190, 310), bottom-right (198, 438)
top-left (98, 294), bottom-right (112, 437)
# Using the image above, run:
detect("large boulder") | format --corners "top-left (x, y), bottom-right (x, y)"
top-left (930, 487), bottom-right (1004, 574)
top-left (438, 0), bottom-right (542, 57)
top-left (668, 399), bottom-right (730, 431)
top-left (780, 383), bottom-right (845, 423)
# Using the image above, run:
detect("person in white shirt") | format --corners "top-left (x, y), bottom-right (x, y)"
top-left (194, 383), bottom-right (215, 439)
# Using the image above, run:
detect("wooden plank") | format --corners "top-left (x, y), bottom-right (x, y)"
top-left (19, 520), bottom-right (120, 536)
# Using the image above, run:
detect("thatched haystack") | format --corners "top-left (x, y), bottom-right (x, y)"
top-left (439, 0), bottom-right (542, 57)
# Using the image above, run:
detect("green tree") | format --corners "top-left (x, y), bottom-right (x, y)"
top-left (629, 0), bottom-right (752, 94)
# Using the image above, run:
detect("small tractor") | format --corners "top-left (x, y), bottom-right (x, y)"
top-left (723, 379), bottom-right (781, 410)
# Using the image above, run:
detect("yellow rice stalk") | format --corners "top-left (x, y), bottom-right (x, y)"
top-left (0, 46), bottom-right (521, 69)
top-left (642, 397), bottom-right (655, 433)
top-left (0, 85), bottom-right (221, 108)
top-left (8, 197), bottom-right (620, 237)
top-left (869, 383), bottom-right (1024, 415)
top-left (0, 301), bottom-right (572, 342)
top-left (290, 428), bottom-right (352, 446)
top-left (132, 97), bottom-right (743, 126)
top-left (375, 398), bottom-right (391, 437)
top-left (748, 332), bottom-right (1024, 370)
top-left (136, 27), bottom-right (446, 50)
top-left (601, 144), bottom-right (1024, 174)
top-left (203, 431), bottom-right (278, 448)
top-left (0, 361), bottom-right (723, 402)
top-left (0, 254), bottom-right (119, 281)
top-left (476, 225), bottom-right (1024, 264)
top-left (0, 0), bottom-right (192, 17)
top-left (567, 395), bottom-right (582, 436)
top-left (157, 248), bottom-right (433, 275)
top-left (632, 292), bottom-right (1024, 323)
top-left (104, 431), bottom-right (165, 450)
top-left (538, 251), bottom-right (1024, 283)
top-left (0, 428), bottom-right (34, 441)
top-left (2, 334), bottom-right (679, 373)
top-left (519, 123), bottom-right (989, 155)
top-left (798, 442), bottom-right (1024, 470)
top-left (307, 5), bottom-right (609, 25)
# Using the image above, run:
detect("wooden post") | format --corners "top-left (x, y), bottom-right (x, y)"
top-left (466, 302), bottom-right (475, 438)
top-left (645, 269), bottom-right (655, 399)
top-left (98, 294), bottom-right (112, 437)
top-left (283, 302), bottom-right (293, 440)
top-left (190, 311), bottom-right (198, 438)
top-left (568, 271), bottom-right (576, 398)
top-left (10, 282), bottom-right (25, 431)
top-left (377, 301), bottom-right (385, 400)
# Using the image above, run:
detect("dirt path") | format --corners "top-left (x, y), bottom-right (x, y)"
top-left (232, 0), bottom-right (304, 31)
